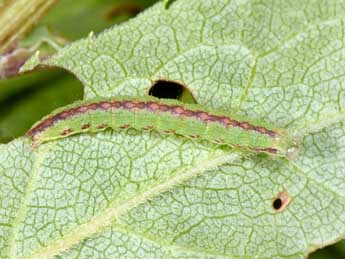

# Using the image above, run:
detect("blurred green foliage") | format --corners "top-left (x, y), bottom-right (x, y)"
top-left (0, 70), bottom-right (83, 142)
top-left (41, 0), bottom-right (157, 40)
top-left (310, 240), bottom-right (345, 259)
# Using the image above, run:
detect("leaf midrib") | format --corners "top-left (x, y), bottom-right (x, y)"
top-left (18, 150), bottom-right (240, 259)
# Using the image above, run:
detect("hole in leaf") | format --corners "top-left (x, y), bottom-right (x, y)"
top-left (272, 191), bottom-right (290, 212)
top-left (273, 198), bottom-right (282, 210)
top-left (149, 79), bottom-right (196, 104)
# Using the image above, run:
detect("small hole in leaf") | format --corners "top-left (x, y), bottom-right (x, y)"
top-left (272, 191), bottom-right (290, 212)
top-left (149, 79), bottom-right (196, 104)
top-left (273, 198), bottom-right (282, 210)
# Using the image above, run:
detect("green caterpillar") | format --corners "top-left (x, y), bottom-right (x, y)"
top-left (26, 96), bottom-right (298, 158)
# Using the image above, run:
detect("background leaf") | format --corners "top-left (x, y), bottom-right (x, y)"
top-left (2, 0), bottom-right (345, 258)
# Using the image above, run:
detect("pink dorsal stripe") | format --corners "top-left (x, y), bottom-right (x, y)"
top-left (27, 100), bottom-right (278, 138)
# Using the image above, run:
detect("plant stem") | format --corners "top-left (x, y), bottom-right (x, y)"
top-left (0, 0), bottom-right (58, 53)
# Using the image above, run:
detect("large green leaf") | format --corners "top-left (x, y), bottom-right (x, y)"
top-left (2, 0), bottom-right (345, 258)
